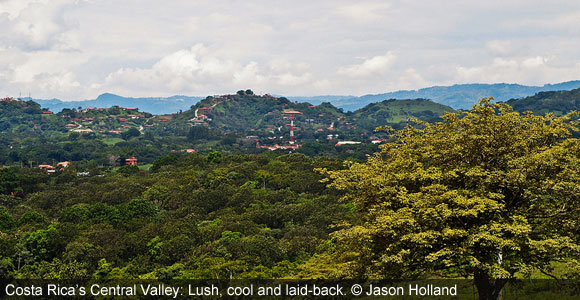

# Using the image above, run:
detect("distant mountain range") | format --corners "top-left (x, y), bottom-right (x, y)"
top-left (289, 81), bottom-right (580, 111)
top-left (34, 93), bottom-right (203, 115)
top-left (30, 81), bottom-right (580, 114)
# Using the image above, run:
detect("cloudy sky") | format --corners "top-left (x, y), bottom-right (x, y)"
top-left (1, 0), bottom-right (580, 100)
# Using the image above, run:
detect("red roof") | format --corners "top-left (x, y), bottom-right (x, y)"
top-left (283, 110), bottom-right (302, 114)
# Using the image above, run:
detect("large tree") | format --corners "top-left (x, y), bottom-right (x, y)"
top-left (322, 99), bottom-right (580, 300)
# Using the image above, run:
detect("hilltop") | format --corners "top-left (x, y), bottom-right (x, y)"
top-left (2, 88), bottom-right (579, 167)
top-left (0, 92), bottom-right (458, 166)
top-left (0, 97), bottom-right (67, 138)
top-left (505, 88), bottom-right (580, 115)
top-left (168, 91), bottom-right (456, 142)
top-left (351, 99), bottom-right (455, 130)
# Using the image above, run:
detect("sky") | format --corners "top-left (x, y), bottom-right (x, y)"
top-left (1, 0), bottom-right (580, 100)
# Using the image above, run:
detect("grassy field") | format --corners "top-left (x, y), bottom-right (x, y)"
top-left (102, 137), bottom-right (125, 146)
top-left (138, 163), bottom-right (153, 171)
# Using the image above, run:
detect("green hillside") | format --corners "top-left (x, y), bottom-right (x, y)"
top-left (0, 98), bottom-right (69, 138)
top-left (506, 88), bottom-right (580, 115)
top-left (171, 92), bottom-right (456, 135)
top-left (352, 98), bottom-right (456, 130)
top-left (174, 91), bottom-right (343, 132)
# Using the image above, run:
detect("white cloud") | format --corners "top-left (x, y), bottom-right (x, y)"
top-left (1, 0), bottom-right (580, 100)
top-left (522, 56), bottom-right (548, 68)
top-left (102, 44), bottom-right (316, 97)
top-left (338, 52), bottom-right (396, 77)
top-left (485, 40), bottom-right (518, 57)
top-left (0, 0), bottom-right (82, 50)
top-left (455, 55), bottom-right (580, 85)
top-left (334, 2), bottom-right (391, 23)
top-left (276, 73), bottom-right (313, 86)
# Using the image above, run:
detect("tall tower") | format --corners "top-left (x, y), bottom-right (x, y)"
top-left (283, 110), bottom-right (302, 145)
top-left (289, 114), bottom-right (295, 144)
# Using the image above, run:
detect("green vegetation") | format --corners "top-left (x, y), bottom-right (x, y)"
top-left (506, 88), bottom-right (580, 115)
top-left (2, 92), bottom-right (580, 299)
top-left (101, 137), bottom-right (125, 146)
top-left (351, 98), bottom-right (455, 130)
top-left (320, 99), bottom-right (580, 300)
top-left (0, 153), bottom-right (351, 280)
top-left (0, 94), bottom-right (456, 167)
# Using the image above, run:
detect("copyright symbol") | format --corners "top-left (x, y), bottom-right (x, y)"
top-left (351, 284), bottom-right (363, 296)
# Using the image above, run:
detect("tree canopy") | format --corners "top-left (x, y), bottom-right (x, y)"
top-left (322, 98), bottom-right (580, 300)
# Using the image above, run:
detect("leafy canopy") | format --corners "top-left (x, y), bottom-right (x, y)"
top-left (322, 98), bottom-right (580, 299)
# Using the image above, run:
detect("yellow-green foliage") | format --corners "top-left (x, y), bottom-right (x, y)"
top-left (321, 98), bottom-right (580, 298)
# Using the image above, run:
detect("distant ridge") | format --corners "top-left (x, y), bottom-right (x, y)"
top-left (287, 81), bottom-right (580, 111)
top-left (31, 80), bottom-right (580, 114)
top-left (506, 87), bottom-right (580, 115)
top-left (35, 93), bottom-right (203, 115)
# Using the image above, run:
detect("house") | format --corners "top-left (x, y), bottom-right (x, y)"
top-left (125, 157), bottom-right (138, 166)
top-left (283, 110), bottom-right (303, 114)
top-left (38, 165), bottom-right (57, 173)
top-left (336, 141), bottom-right (362, 146)
top-left (72, 129), bottom-right (93, 133)
top-left (57, 161), bottom-right (70, 168)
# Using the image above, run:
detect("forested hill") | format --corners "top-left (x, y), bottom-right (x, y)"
top-left (505, 88), bottom-right (580, 115)
top-left (0, 98), bottom-right (68, 138)
top-left (352, 99), bottom-right (455, 130)
top-left (302, 80), bottom-right (580, 111)
top-left (173, 91), bottom-right (343, 131)
top-left (169, 91), bottom-right (456, 135)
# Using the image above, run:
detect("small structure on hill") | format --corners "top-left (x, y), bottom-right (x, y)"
top-left (125, 157), bottom-right (138, 166)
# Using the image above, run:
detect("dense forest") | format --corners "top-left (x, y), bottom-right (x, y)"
top-left (0, 152), bottom-right (351, 279)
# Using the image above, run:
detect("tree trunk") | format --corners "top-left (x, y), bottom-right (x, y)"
top-left (474, 268), bottom-right (508, 300)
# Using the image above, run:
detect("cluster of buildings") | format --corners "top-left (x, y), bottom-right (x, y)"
top-left (38, 161), bottom-right (70, 173)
